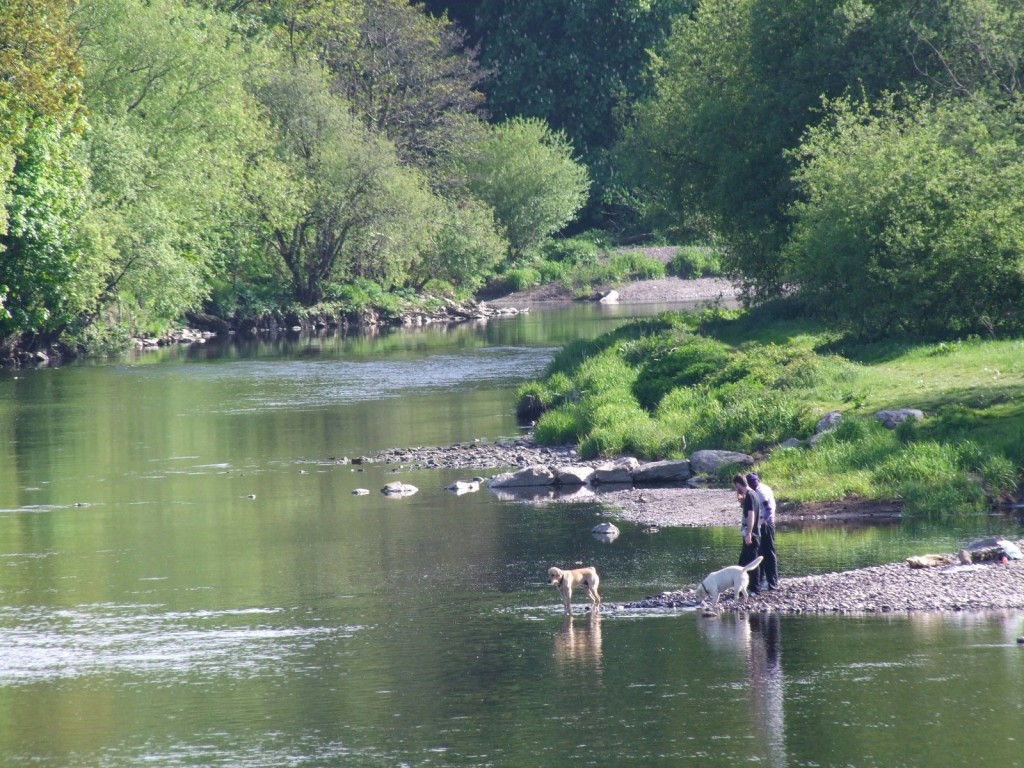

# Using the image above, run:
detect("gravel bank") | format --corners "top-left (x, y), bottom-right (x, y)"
top-left (364, 440), bottom-right (1024, 616)
top-left (616, 555), bottom-right (1024, 615)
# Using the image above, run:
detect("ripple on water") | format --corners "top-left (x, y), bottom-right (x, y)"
top-left (0, 604), bottom-right (362, 686)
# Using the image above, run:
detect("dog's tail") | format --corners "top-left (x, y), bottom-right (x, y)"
top-left (743, 555), bottom-right (764, 572)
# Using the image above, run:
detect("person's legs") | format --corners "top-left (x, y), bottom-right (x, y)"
top-left (739, 540), bottom-right (762, 593)
top-left (759, 523), bottom-right (778, 588)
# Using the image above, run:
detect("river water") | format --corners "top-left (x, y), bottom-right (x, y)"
top-left (1, 303), bottom-right (1022, 767)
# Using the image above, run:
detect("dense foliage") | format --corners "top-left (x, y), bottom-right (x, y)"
top-left (617, 0), bottom-right (1024, 334)
top-left (4, 0), bottom-right (1024, 354)
top-left (0, 0), bottom-right (584, 352)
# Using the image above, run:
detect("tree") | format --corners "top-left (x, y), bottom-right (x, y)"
top-left (475, 0), bottom-right (690, 164)
top-left (619, 0), bottom-right (1024, 297)
top-left (461, 117), bottom-right (589, 260)
top-left (0, 0), bottom-right (96, 344)
top-left (253, 64), bottom-right (442, 304)
top-left (326, 0), bottom-right (489, 173)
top-left (76, 0), bottom-right (267, 333)
top-left (784, 94), bottom-right (1024, 336)
top-left (407, 197), bottom-right (506, 291)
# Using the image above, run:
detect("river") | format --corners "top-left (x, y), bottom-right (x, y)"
top-left (0, 302), bottom-right (1022, 767)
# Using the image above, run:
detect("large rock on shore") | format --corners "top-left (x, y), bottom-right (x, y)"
top-left (593, 457), bottom-right (640, 484)
top-left (489, 464), bottom-right (557, 488)
top-left (689, 450), bottom-right (754, 474)
top-left (632, 459), bottom-right (691, 484)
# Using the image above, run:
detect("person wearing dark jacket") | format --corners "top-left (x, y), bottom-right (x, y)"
top-left (732, 473), bottom-right (762, 594)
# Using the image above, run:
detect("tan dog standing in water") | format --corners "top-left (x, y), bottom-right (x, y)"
top-left (548, 566), bottom-right (601, 615)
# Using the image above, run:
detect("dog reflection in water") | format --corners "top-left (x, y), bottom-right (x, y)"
top-left (554, 611), bottom-right (603, 668)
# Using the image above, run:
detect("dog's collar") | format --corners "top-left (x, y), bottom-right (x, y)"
top-left (699, 578), bottom-right (709, 598)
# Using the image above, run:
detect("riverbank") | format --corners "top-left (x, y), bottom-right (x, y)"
top-left (619, 551), bottom-right (1024, 615)
top-left (368, 439), bottom-right (1024, 615)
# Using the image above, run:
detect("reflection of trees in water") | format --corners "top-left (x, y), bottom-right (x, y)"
top-left (553, 612), bottom-right (603, 672)
top-left (697, 614), bottom-right (787, 767)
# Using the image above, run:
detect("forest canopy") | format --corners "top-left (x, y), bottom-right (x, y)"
top-left (2, 0), bottom-right (1023, 355)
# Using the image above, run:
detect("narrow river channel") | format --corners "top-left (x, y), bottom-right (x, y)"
top-left (0, 301), bottom-right (1021, 767)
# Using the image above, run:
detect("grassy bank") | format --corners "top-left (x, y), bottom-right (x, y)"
top-left (482, 237), bottom-right (724, 299)
top-left (516, 306), bottom-right (1024, 517)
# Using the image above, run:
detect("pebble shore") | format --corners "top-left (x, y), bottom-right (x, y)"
top-left (367, 438), bottom-right (1024, 616)
top-left (617, 557), bottom-right (1024, 615)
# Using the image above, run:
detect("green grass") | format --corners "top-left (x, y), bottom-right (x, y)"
top-left (519, 306), bottom-right (1024, 517)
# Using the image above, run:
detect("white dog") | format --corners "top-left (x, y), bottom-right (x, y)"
top-left (548, 566), bottom-right (601, 615)
top-left (696, 556), bottom-right (764, 607)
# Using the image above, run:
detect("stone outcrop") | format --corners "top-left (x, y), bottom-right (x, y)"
top-left (593, 457), bottom-right (640, 484)
top-left (688, 449), bottom-right (754, 474)
top-left (875, 408), bottom-right (924, 429)
top-left (631, 459), bottom-right (692, 484)
top-left (381, 481), bottom-right (418, 497)
top-left (489, 464), bottom-right (557, 488)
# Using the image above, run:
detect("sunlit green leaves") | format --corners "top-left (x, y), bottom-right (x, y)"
top-left (461, 117), bottom-right (590, 259)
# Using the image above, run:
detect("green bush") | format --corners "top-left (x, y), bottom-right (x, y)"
top-left (666, 245), bottom-right (724, 278)
top-left (785, 94), bottom-right (1024, 336)
top-left (541, 237), bottom-right (601, 265)
top-left (504, 266), bottom-right (542, 292)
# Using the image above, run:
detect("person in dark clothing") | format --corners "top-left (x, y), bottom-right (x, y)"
top-left (732, 473), bottom-right (762, 594)
top-left (747, 473), bottom-right (779, 590)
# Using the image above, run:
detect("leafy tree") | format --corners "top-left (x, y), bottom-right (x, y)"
top-left (620, 0), bottom-right (1024, 295)
top-left (0, 119), bottom-right (105, 341)
top-left (0, 0), bottom-right (96, 344)
top-left (0, 0), bottom-right (83, 152)
top-left (326, 0), bottom-right (488, 173)
top-left (785, 94), bottom-right (1024, 336)
top-left (76, 0), bottom-right (267, 333)
top-left (475, 0), bottom-right (690, 163)
top-left (903, 0), bottom-right (1024, 101)
top-left (253, 64), bottom-right (442, 304)
top-left (408, 197), bottom-right (506, 291)
top-left (461, 117), bottom-right (589, 259)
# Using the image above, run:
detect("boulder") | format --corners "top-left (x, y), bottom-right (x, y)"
top-left (631, 459), bottom-right (692, 484)
top-left (816, 411), bottom-right (843, 434)
top-left (593, 456), bottom-right (640, 484)
top-left (446, 480), bottom-right (480, 495)
top-left (688, 450), bottom-right (754, 474)
top-left (381, 481), bottom-right (418, 497)
top-left (964, 537), bottom-right (1023, 561)
top-left (778, 437), bottom-right (804, 449)
top-left (489, 464), bottom-right (557, 488)
top-left (875, 408), bottom-right (924, 429)
top-left (351, 488), bottom-right (370, 496)
top-left (592, 522), bottom-right (620, 542)
top-left (555, 465), bottom-right (595, 487)
top-left (906, 554), bottom-right (955, 568)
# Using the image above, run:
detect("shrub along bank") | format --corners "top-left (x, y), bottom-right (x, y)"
top-left (516, 305), bottom-right (1024, 517)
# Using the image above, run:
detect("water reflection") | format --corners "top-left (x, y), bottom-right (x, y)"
top-left (553, 612), bottom-right (604, 671)
top-left (748, 613), bottom-right (787, 768)
top-left (697, 613), bottom-right (787, 767)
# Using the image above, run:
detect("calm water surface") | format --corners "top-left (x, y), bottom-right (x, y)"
top-left (0, 302), bottom-right (1022, 767)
